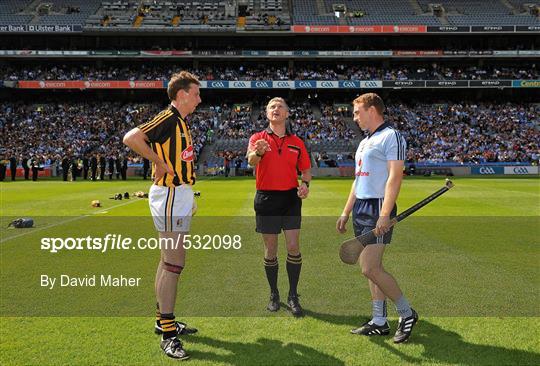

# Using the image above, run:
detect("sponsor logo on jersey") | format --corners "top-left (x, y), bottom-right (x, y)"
top-left (181, 146), bottom-right (194, 161)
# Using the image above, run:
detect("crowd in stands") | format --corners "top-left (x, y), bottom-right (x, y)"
top-left (387, 103), bottom-right (539, 164)
top-left (217, 104), bottom-right (260, 139)
top-left (201, 100), bottom-right (539, 169)
top-left (252, 13), bottom-right (286, 26)
top-left (314, 151), bottom-right (355, 168)
top-left (1, 101), bottom-right (140, 162)
top-left (313, 64), bottom-right (538, 81)
top-left (293, 103), bottom-right (356, 142)
top-left (2, 63), bottom-right (537, 81)
top-left (214, 101), bottom-right (356, 143)
top-left (0, 101), bottom-right (216, 179)
top-left (135, 3), bottom-right (234, 23)
top-left (204, 150), bottom-right (247, 177)
top-left (1, 100), bottom-right (538, 180)
top-left (314, 102), bottom-right (539, 166)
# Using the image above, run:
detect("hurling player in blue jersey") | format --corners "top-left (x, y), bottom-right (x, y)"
top-left (336, 93), bottom-right (418, 343)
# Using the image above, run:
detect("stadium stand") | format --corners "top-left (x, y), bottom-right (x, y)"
top-left (388, 102), bottom-right (539, 164)
top-left (0, 1), bottom-right (538, 178)
top-left (0, 0), bottom-right (536, 28)
top-left (86, 0), bottom-right (238, 30)
top-left (292, 0), bottom-right (442, 25)
top-left (33, 0), bottom-right (101, 25)
top-left (0, 0), bottom-right (540, 31)
top-left (2, 64), bottom-right (537, 81)
top-left (0, 0), bottom-right (34, 26)
top-left (293, 0), bottom-right (338, 25)
top-left (244, 0), bottom-right (291, 30)
top-left (416, 0), bottom-right (539, 26)
top-left (341, 0), bottom-right (442, 26)
top-left (1, 99), bottom-right (538, 174)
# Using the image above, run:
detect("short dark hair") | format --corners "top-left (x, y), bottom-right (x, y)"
top-left (167, 71), bottom-right (200, 101)
top-left (353, 93), bottom-right (385, 115)
top-left (266, 97), bottom-right (289, 111)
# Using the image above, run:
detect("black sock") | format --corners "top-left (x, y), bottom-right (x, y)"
top-left (155, 302), bottom-right (160, 326)
top-left (160, 313), bottom-right (176, 339)
top-left (286, 253), bottom-right (302, 297)
top-left (264, 257), bottom-right (279, 294)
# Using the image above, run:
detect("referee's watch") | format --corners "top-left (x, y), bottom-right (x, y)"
top-left (302, 180), bottom-right (310, 187)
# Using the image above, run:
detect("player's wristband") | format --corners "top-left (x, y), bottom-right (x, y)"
top-left (302, 180), bottom-right (310, 187)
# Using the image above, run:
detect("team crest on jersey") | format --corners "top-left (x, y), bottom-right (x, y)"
top-left (181, 146), bottom-right (194, 161)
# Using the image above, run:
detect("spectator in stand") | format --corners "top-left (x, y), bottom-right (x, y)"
top-left (1, 101), bottom-right (538, 177)
top-left (3, 64), bottom-right (537, 82)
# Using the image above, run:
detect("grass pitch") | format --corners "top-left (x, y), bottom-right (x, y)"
top-left (1, 176), bottom-right (539, 365)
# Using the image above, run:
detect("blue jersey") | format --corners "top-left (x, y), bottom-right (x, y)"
top-left (354, 122), bottom-right (406, 199)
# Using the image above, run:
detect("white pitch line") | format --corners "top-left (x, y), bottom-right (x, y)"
top-left (1, 199), bottom-right (142, 244)
top-left (1, 180), bottom-right (209, 244)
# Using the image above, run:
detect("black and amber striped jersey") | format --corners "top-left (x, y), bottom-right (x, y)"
top-left (138, 104), bottom-right (195, 187)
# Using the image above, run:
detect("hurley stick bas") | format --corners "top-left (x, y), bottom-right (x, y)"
top-left (339, 179), bottom-right (455, 265)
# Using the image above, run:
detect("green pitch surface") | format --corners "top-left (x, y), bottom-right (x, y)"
top-left (1, 177), bottom-right (539, 365)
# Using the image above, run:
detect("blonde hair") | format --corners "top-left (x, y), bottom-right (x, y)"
top-left (353, 93), bottom-right (385, 115)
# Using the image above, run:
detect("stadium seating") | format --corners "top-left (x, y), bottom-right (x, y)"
top-left (2, 64), bottom-right (537, 81)
top-left (416, 0), bottom-right (539, 25)
top-left (0, 14), bottom-right (34, 26)
top-left (0, 0), bottom-right (34, 25)
top-left (507, 0), bottom-right (540, 11)
top-left (292, 0), bottom-right (538, 26)
top-left (446, 15), bottom-right (538, 26)
top-left (293, 0), bottom-right (442, 25)
top-left (33, 0), bottom-right (101, 26)
top-left (85, 0), bottom-right (237, 30)
top-left (293, 1), bottom-right (338, 25)
top-left (0, 0), bottom-right (33, 15)
top-left (244, 0), bottom-right (291, 30)
top-left (0, 0), bottom-right (535, 27)
top-left (1, 101), bottom-right (538, 167)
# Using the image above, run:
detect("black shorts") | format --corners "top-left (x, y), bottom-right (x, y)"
top-left (254, 188), bottom-right (302, 234)
top-left (352, 198), bottom-right (397, 245)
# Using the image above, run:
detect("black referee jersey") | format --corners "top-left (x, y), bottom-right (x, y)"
top-left (138, 104), bottom-right (195, 187)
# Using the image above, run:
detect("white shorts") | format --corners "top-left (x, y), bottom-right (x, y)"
top-left (149, 184), bottom-right (194, 232)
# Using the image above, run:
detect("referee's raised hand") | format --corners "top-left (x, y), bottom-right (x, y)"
top-left (254, 139), bottom-right (270, 156)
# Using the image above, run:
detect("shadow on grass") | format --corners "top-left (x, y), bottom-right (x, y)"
top-left (188, 336), bottom-right (345, 366)
top-left (304, 310), bottom-right (540, 365)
